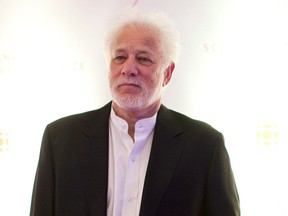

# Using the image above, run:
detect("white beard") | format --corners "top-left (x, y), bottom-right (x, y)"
top-left (110, 76), bottom-right (164, 111)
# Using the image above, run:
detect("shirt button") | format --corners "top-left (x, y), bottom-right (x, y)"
top-left (138, 125), bottom-right (144, 131)
top-left (131, 156), bottom-right (136, 162)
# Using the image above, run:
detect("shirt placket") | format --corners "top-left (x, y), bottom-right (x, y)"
top-left (121, 125), bottom-right (147, 216)
top-left (121, 150), bottom-right (140, 216)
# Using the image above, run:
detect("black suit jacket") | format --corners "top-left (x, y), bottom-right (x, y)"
top-left (30, 102), bottom-right (240, 216)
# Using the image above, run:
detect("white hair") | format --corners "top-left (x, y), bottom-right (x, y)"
top-left (102, 7), bottom-right (180, 68)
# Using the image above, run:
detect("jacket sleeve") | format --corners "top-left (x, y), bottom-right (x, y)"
top-left (30, 126), bottom-right (55, 216)
top-left (204, 134), bottom-right (240, 216)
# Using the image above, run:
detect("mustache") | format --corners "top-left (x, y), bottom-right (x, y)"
top-left (114, 78), bottom-right (143, 88)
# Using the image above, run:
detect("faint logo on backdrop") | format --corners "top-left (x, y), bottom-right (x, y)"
top-left (257, 124), bottom-right (278, 146)
top-left (0, 129), bottom-right (9, 152)
top-left (203, 43), bottom-right (225, 53)
top-left (0, 54), bottom-right (16, 74)
top-left (72, 61), bottom-right (85, 72)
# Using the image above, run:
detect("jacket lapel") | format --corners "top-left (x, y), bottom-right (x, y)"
top-left (140, 105), bottom-right (184, 216)
top-left (77, 102), bottom-right (111, 216)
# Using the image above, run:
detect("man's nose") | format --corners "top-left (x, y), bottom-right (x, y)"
top-left (121, 58), bottom-right (138, 76)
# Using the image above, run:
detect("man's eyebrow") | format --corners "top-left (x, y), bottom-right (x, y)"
top-left (114, 48), bottom-right (126, 53)
top-left (113, 48), bottom-right (154, 55)
top-left (137, 50), bottom-right (152, 54)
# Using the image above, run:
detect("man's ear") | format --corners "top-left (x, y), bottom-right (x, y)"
top-left (163, 62), bottom-right (175, 87)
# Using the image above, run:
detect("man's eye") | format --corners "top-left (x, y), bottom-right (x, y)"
top-left (113, 56), bottom-right (126, 63)
top-left (137, 57), bottom-right (153, 65)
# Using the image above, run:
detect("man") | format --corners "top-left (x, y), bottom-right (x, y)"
top-left (30, 8), bottom-right (240, 216)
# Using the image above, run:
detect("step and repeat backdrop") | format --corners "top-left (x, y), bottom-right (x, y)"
top-left (0, 0), bottom-right (287, 215)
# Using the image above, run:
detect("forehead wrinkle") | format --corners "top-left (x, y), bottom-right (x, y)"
top-left (116, 29), bottom-right (160, 46)
top-left (111, 26), bottom-right (162, 59)
top-left (113, 46), bottom-right (155, 56)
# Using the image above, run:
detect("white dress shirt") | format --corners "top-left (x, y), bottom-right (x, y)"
top-left (107, 108), bottom-right (157, 216)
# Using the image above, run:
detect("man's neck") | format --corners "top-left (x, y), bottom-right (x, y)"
top-left (112, 100), bottom-right (161, 141)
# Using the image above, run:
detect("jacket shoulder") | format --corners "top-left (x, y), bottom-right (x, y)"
top-left (46, 102), bottom-right (111, 132)
top-left (159, 105), bottom-right (221, 137)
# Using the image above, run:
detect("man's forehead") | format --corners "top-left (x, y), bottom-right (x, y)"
top-left (113, 32), bottom-right (160, 53)
top-left (118, 24), bottom-right (159, 41)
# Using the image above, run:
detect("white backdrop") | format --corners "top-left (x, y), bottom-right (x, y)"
top-left (0, 0), bottom-right (288, 215)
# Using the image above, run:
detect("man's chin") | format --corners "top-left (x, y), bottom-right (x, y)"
top-left (117, 102), bottom-right (145, 111)
top-left (113, 97), bottom-right (146, 111)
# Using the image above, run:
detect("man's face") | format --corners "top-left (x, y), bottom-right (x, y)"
top-left (108, 25), bottom-right (169, 111)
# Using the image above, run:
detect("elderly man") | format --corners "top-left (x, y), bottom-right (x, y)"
top-left (30, 8), bottom-right (240, 216)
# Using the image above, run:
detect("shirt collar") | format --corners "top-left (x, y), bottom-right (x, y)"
top-left (110, 107), bottom-right (157, 134)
